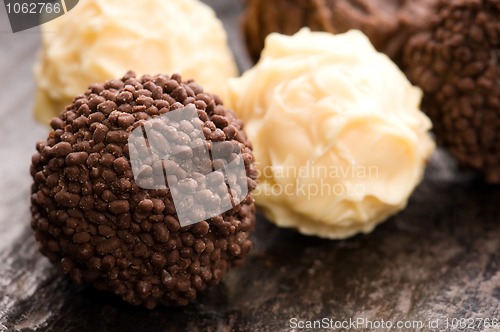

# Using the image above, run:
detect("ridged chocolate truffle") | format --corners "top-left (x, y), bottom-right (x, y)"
top-left (30, 72), bottom-right (257, 309)
top-left (404, 0), bottom-right (500, 183)
top-left (242, 0), bottom-right (437, 65)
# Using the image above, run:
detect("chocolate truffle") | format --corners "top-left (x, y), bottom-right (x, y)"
top-left (229, 29), bottom-right (435, 239)
top-left (404, 0), bottom-right (500, 183)
top-left (242, 0), bottom-right (437, 65)
top-left (30, 72), bottom-right (257, 309)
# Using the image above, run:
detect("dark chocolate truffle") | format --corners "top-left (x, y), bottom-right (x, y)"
top-left (30, 72), bottom-right (257, 309)
top-left (242, 0), bottom-right (437, 65)
top-left (404, 0), bottom-right (500, 183)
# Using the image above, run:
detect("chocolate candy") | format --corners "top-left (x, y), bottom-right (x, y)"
top-left (403, 0), bottom-right (500, 183)
top-left (30, 72), bottom-right (257, 309)
top-left (242, 0), bottom-right (437, 67)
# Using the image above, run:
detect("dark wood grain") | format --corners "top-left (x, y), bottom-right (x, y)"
top-left (1, 1), bottom-right (500, 331)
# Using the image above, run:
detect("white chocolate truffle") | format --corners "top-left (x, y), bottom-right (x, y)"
top-left (34, 0), bottom-right (237, 124)
top-left (229, 28), bottom-right (435, 239)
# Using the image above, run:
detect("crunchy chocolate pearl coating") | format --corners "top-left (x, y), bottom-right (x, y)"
top-left (404, 0), bottom-right (500, 183)
top-left (30, 71), bottom-right (257, 309)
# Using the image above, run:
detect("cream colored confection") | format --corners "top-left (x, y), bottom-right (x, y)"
top-left (34, 0), bottom-right (237, 124)
top-left (229, 28), bottom-right (435, 239)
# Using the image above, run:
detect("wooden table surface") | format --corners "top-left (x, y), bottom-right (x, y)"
top-left (1, 1), bottom-right (500, 331)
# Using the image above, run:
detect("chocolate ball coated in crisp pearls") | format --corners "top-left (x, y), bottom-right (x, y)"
top-left (404, 0), bottom-right (500, 183)
top-left (30, 72), bottom-right (257, 309)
